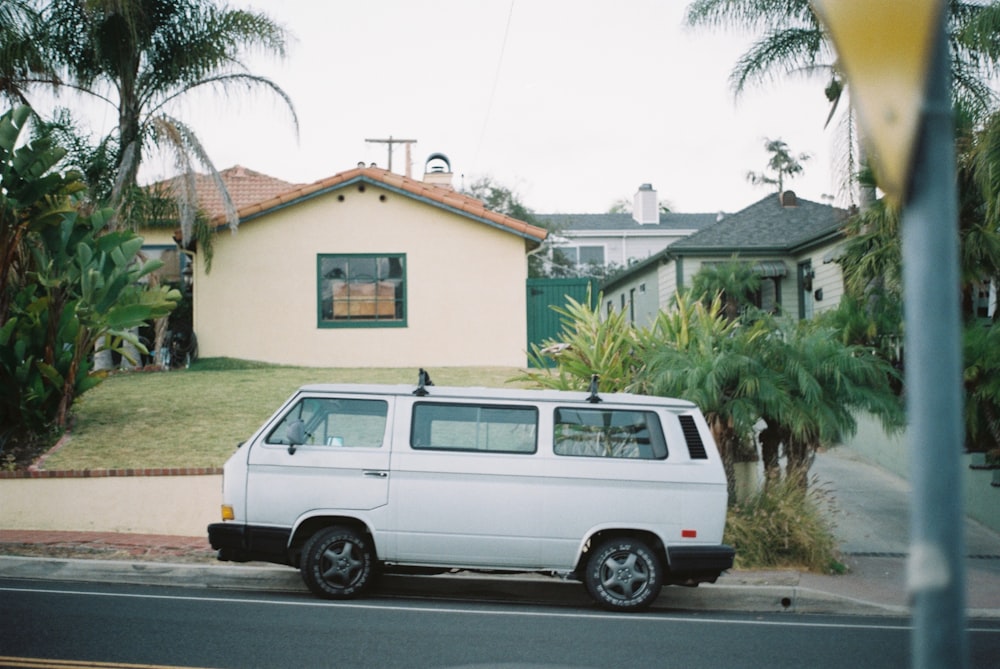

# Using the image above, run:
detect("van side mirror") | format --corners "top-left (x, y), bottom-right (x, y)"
top-left (286, 420), bottom-right (306, 454)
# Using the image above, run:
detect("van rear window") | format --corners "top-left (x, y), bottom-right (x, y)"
top-left (554, 408), bottom-right (667, 460)
top-left (411, 403), bottom-right (538, 453)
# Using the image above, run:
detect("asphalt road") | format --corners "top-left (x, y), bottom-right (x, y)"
top-left (3, 578), bottom-right (1000, 669)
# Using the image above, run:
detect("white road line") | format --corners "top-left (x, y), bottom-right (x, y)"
top-left (2, 584), bottom-right (998, 633)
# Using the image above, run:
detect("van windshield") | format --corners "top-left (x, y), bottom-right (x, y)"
top-left (266, 397), bottom-right (388, 447)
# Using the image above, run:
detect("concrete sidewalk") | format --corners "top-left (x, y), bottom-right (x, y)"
top-left (807, 448), bottom-right (1000, 616)
top-left (1, 447), bottom-right (998, 616)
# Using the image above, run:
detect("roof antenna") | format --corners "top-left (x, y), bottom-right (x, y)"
top-left (414, 368), bottom-right (434, 396)
top-left (587, 375), bottom-right (602, 403)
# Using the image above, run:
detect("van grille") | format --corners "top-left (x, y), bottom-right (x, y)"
top-left (679, 415), bottom-right (708, 459)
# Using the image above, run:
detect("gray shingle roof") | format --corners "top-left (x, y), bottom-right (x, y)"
top-left (669, 192), bottom-right (848, 254)
top-left (534, 212), bottom-right (718, 232)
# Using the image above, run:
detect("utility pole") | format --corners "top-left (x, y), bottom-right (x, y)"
top-left (810, 3), bottom-right (966, 667)
top-left (365, 136), bottom-right (417, 177)
top-left (902, 18), bottom-right (967, 668)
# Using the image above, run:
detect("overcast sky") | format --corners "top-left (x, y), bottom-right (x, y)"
top-left (149, 0), bottom-right (844, 215)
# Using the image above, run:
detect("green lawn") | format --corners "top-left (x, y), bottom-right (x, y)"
top-left (45, 360), bottom-right (532, 470)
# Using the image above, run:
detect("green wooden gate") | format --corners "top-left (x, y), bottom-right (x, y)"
top-left (526, 278), bottom-right (599, 367)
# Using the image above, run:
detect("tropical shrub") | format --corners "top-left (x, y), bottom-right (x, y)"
top-left (0, 106), bottom-right (180, 466)
top-left (518, 291), bottom-right (643, 393)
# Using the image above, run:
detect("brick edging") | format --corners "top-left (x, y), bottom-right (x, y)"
top-left (0, 427), bottom-right (223, 479)
top-left (0, 467), bottom-right (224, 479)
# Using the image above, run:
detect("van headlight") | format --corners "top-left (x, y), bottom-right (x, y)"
top-left (221, 505), bottom-right (235, 521)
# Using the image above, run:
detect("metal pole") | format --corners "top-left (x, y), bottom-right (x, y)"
top-left (902, 16), bottom-right (967, 669)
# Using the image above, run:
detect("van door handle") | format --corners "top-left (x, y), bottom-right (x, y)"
top-left (363, 470), bottom-right (388, 478)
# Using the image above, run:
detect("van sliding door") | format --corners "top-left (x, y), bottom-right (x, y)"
top-left (386, 401), bottom-right (542, 568)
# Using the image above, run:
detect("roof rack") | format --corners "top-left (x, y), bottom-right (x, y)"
top-left (414, 368), bottom-right (434, 396)
top-left (587, 375), bottom-right (602, 403)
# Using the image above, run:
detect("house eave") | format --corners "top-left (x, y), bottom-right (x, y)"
top-left (600, 250), bottom-right (668, 292)
top-left (670, 227), bottom-right (844, 259)
top-left (214, 170), bottom-right (547, 248)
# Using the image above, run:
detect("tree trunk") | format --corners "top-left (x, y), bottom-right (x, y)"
top-left (710, 416), bottom-right (738, 503)
top-left (120, 328), bottom-right (141, 370)
top-left (93, 336), bottom-right (114, 371)
top-left (56, 326), bottom-right (90, 429)
top-left (153, 315), bottom-right (169, 367)
top-left (785, 436), bottom-right (812, 490)
top-left (857, 139), bottom-right (877, 210)
top-left (759, 422), bottom-right (784, 489)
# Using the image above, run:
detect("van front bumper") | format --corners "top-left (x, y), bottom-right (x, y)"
top-left (207, 523), bottom-right (292, 566)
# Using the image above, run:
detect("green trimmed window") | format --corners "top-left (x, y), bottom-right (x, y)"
top-left (318, 254), bottom-right (406, 327)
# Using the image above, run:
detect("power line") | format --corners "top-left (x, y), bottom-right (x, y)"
top-left (473, 0), bottom-right (516, 170)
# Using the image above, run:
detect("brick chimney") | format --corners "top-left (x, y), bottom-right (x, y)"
top-left (633, 183), bottom-right (659, 224)
top-left (780, 190), bottom-right (798, 207)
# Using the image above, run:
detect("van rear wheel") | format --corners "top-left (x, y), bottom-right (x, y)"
top-left (584, 537), bottom-right (663, 611)
top-left (300, 526), bottom-right (375, 599)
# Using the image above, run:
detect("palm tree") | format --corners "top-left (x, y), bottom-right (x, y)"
top-left (687, 0), bottom-right (1000, 119)
top-left (0, 1), bottom-right (54, 106)
top-left (641, 292), bottom-right (773, 497)
top-left (837, 106), bottom-right (1000, 326)
top-left (684, 0), bottom-right (1000, 203)
top-left (29, 0), bottom-right (297, 243)
top-left (689, 257), bottom-right (762, 321)
top-left (756, 318), bottom-right (903, 488)
top-left (746, 137), bottom-right (810, 193)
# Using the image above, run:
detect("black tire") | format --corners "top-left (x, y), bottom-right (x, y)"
top-left (300, 526), bottom-right (376, 599)
top-left (583, 536), bottom-right (663, 611)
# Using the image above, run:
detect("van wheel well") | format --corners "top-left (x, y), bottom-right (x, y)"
top-left (290, 517), bottom-right (373, 568)
top-left (576, 530), bottom-right (667, 574)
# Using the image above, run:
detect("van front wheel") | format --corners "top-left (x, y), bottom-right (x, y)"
top-left (584, 537), bottom-right (663, 611)
top-left (301, 526), bottom-right (375, 599)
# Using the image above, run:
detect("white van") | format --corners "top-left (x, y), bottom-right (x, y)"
top-left (208, 374), bottom-right (734, 611)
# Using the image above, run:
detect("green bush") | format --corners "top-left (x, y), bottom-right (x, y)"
top-left (724, 476), bottom-right (844, 573)
top-left (516, 292), bottom-right (643, 393)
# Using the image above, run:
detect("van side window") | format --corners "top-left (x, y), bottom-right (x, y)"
top-left (554, 408), bottom-right (667, 460)
top-left (265, 398), bottom-right (388, 447)
top-left (411, 403), bottom-right (537, 453)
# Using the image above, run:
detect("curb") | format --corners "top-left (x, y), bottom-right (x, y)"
top-left (0, 555), bottom-right (942, 617)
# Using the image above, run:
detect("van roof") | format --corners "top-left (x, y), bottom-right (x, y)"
top-left (295, 383), bottom-right (698, 409)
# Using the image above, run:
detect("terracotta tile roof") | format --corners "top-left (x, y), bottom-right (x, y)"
top-left (157, 165), bottom-right (304, 219)
top-left (212, 165), bottom-right (548, 244)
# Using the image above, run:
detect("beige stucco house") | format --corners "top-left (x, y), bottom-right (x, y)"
top-left (168, 163), bottom-right (546, 368)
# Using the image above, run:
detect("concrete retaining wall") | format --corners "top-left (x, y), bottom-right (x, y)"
top-left (841, 413), bottom-right (999, 535)
top-left (0, 474), bottom-right (221, 536)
